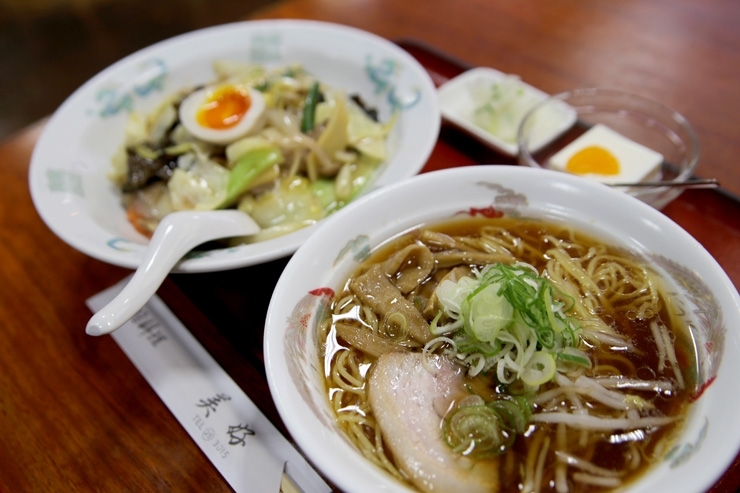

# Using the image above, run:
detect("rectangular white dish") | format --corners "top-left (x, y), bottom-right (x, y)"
top-left (437, 67), bottom-right (575, 156)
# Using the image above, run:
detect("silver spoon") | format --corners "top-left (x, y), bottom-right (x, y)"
top-left (609, 178), bottom-right (719, 189)
top-left (86, 210), bottom-right (260, 336)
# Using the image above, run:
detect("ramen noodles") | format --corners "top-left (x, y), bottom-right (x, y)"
top-left (321, 216), bottom-right (697, 493)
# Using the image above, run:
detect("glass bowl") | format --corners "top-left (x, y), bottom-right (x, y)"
top-left (517, 88), bottom-right (700, 209)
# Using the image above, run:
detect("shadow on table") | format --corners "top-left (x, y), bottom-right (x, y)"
top-left (0, 0), bottom-right (277, 140)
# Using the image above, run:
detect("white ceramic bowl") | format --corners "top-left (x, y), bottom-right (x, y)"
top-left (264, 165), bottom-right (740, 493)
top-left (28, 19), bottom-right (440, 273)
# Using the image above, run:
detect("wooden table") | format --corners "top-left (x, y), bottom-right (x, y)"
top-left (1, 0), bottom-right (739, 491)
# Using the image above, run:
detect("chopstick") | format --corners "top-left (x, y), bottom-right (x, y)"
top-left (280, 473), bottom-right (301, 493)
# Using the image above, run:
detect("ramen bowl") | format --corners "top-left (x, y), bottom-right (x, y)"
top-left (264, 165), bottom-right (740, 493)
top-left (28, 19), bottom-right (440, 273)
top-left (517, 88), bottom-right (700, 210)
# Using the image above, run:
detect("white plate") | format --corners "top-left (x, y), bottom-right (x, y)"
top-left (265, 165), bottom-right (740, 493)
top-left (29, 19), bottom-right (440, 273)
top-left (438, 67), bottom-right (575, 156)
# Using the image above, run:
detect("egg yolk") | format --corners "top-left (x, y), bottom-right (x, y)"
top-left (196, 85), bottom-right (251, 130)
top-left (565, 145), bottom-right (620, 176)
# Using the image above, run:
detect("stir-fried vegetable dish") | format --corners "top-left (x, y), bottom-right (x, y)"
top-left (109, 61), bottom-right (396, 242)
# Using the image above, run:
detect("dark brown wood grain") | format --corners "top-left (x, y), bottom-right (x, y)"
top-left (251, 0), bottom-right (740, 198)
top-left (1, 1), bottom-right (739, 491)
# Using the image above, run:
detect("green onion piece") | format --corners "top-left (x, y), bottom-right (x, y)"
top-left (429, 311), bottom-right (443, 335)
top-left (462, 282), bottom-right (513, 343)
top-left (487, 395), bottom-right (532, 433)
top-left (219, 146), bottom-right (284, 208)
top-left (442, 405), bottom-right (513, 457)
top-left (381, 312), bottom-right (408, 340)
top-left (520, 351), bottom-right (556, 387)
top-left (489, 264), bottom-right (563, 349)
top-left (301, 81), bottom-right (320, 133)
top-left (454, 333), bottom-right (500, 356)
top-left (557, 347), bottom-right (592, 368)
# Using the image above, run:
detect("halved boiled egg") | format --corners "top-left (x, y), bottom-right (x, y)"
top-left (548, 124), bottom-right (663, 184)
top-left (178, 83), bottom-right (266, 145)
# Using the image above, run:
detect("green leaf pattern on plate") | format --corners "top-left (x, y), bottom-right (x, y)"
top-left (249, 34), bottom-right (282, 62)
top-left (46, 169), bottom-right (83, 196)
top-left (92, 58), bottom-right (168, 118)
top-left (365, 55), bottom-right (422, 111)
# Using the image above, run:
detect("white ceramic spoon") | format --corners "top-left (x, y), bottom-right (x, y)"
top-left (86, 210), bottom-right (261, 336)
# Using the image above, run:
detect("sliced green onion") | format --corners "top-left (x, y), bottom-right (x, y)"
top-left (488, 395), bottom-right (532, 433)
top-left (557, 347), bottom-right (592, 368)
top-left (462, 282), bottom-right (513, 343)
top-left (442, 404), bottom-right (513, 457)
top-left (380, 312), bottom-right (408, 340)
top-left (301, 81), bottom-right (320, 133)
top-left (520, 351), bottom-right (556, 387)
top-left (432, 261), bottom-right (582, 389)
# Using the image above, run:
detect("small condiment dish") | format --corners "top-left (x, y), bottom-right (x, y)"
top-left (437, 67), bottom-right (575, 156)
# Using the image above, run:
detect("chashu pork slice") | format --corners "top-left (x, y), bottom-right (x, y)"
top-left (368, 352), bottom-right (499, 493)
